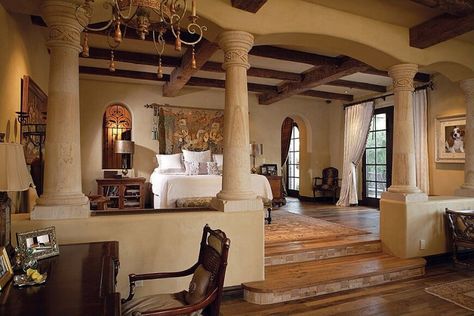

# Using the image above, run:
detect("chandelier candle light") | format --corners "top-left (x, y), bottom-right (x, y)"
top-left (76, 0), bottom-right (207, 78)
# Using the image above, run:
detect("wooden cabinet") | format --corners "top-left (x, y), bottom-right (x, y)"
top-left (265, 175), bottom-right (286, 207)
top-left (97, 177), bottom-right (145, 209)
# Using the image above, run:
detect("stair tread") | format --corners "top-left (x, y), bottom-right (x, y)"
top-left (265, 234), bottom-right (381, 256)
top-left (243, 253), bottom-right (426, 293)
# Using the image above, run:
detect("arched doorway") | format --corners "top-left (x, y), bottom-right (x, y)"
top-left (281, 117), bottom-right (306, 198)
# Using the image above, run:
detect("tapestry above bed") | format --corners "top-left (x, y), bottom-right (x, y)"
top-left (157, 105), bottom-right (224, 154)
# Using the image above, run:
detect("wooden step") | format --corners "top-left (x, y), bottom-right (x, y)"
top-left (265, 235), bottom-right (381, 266)
top-left (243, 253), bottom-right (426, 304)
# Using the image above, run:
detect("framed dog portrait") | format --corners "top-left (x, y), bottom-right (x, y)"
top-left (435, 114), bottom-right (466, 163)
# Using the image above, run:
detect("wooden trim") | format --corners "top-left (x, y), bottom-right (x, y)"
top-left (231, 0), bottom-right (267, 13)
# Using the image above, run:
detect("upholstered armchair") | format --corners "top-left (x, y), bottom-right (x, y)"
top-left (445, 208), bottom-right (474, 267)
top-left (122, 225), bottom-right (230, 316)
top-left (312, 167), bottom-right (340, 204)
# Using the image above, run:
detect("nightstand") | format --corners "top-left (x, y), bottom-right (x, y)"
top-left (96, 177), bottom-right (145, 209)
top-left (264, 175), bottom-right (286, 207)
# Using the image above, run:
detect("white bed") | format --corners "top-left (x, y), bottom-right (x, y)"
top-left (150, 170), bottom-right (273, 208)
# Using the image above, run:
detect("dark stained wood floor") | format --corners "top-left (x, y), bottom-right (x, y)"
top-left (221, 199), bottom-right (474, 316)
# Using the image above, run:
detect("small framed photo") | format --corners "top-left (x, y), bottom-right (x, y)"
top-left (17, 226), bottom-right (59, 260)
top-left (261, 164), bottom-right (278, 176)
top-left (435, 114), bottom-right (466, 163)
top-left (0, 247), bottom-right (13, 291)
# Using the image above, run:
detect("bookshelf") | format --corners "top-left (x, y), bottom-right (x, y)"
top-left (96, 177), bottom-right (145, 209)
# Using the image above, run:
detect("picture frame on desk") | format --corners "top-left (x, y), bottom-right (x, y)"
top-left (0, 247), bottom-right (13, 291)
top-left (261, 164), bottom-right (278, 176)
top-left (17, 226), bottom-right (59, 260)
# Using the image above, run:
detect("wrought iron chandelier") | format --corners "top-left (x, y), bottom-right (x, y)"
top-left (75, 0), bottom-right (207, 78)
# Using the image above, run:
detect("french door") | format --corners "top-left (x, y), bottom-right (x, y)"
top-left (362, 107), bottom-right (393, 207)
top-left (287, 124), bottom-right (300, 197)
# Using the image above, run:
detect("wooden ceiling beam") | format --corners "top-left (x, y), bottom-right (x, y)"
top-left (163, 39), bottom-right (219, 97)
top-left (259, 59), bottom-right (369, 105)
top-left (249, 45), bottom-right (340, 66)
top-left (410, 12), bottom-right (474, 48)
top-left (411, 0), bottom-right (474, 16)
top-left (361, 68), bottom-right (431, 83)
top-left (326, 79), bottom-right (387, 93)
top-left (301, 90), bottom-right (353, 102)
top-left (85, 47), bottom-right (181, 68)
top-left (231, 0), bottom-right (268, 13)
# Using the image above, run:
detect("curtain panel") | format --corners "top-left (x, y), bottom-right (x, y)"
top-left (413, 89), bottom-right (430, 194)
top-left (337, 101), bottom-right (374, 206)
top-left (281, 117), bottom-right (294, 166)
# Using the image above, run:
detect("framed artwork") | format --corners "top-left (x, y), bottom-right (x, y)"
top-left (261, 164), bottom-right (278, 176)
top-left (435, 114), bottom-right (466, 163)
top-left (17, 227), bottom-right (59, 260)
top-left (0, 247), bottom-right (13, 291)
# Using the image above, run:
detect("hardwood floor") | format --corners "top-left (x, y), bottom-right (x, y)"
top-left (221, 199), bottom-right (474, 315)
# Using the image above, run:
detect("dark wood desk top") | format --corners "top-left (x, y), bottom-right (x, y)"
top-left (0, 241), bottom-right (120, 316)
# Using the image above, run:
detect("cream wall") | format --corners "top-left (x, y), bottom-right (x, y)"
top-left (427, 74), bottom-right (465, 195)
top-left (0, 6), bottom-right (49, 141)
top-left (80, 77), bottom-right (337, 199)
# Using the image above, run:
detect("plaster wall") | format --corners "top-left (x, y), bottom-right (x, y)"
top-left (12, 209), bottom-right (264, 297)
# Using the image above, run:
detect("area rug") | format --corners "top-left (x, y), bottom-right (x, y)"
top-left (265, 210), bottom-right (369, 244)
top-left (425, 278), bottom-right (474, 311)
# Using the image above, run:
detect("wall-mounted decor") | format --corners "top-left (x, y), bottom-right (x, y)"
top-left (435, 114), bottom-right (466, 163)
top-left (147, 104), bottom-right (224, 154)
top-left (18, 76), bottom-right (47, 194)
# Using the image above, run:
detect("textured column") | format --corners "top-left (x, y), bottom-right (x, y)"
top-left (456, 78), bottom-right (474, 196)
top-left (382, 64), bottom-right (427, 202)
top-left (211, 31), bottom-right (261, 212)
top-left (32, 0), bottom-right (90, 219)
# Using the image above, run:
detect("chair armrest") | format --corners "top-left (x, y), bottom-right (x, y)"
top-left (138, 288), bottom-right (218, 316)
top-left (122, 263), bottom-right (199, 303)
top-left (313, 177), bottom-right (323, 186)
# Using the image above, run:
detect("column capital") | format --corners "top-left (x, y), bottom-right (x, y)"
top-left (41, 0), bottom-right (88, 52)
top-left (217, 31), bottom-right (254, 70)
top-left (388, 64), bottom-right (418, 92)
top-left (460, 78), bottom-right (474, 98)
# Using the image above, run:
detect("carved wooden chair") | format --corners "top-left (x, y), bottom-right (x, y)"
top-left (312, 167), bottom-right (340, 204)
top-left (445, 208), bottom-right (474, 267)
top-left (122, 224), bottom-right (230, 316)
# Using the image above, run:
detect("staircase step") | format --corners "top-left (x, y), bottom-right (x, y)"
top-left (243, 253), bottom-right (426, 305)
top-left (265, 235), bottom-right (381, 266)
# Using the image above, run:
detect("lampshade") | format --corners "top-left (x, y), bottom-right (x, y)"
top-left (0, 143), bottom-right (33, 192)
top-left (250, 143), bottom-right (263, 156)
top-left (114, 140), bottom-right (135, 154)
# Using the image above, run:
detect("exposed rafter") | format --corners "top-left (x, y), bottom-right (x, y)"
top-left (361, 68), bottom-right (430, 83)
top-left (163, 39), bottom-right (218, 97)
top-left (301, 90), bottom-right (353, 102)
top-left (411, 0), bottom-right (474, 16)
top-left (259, 59), bottom-right (369, 105)
top-left (249, 45), bottom-right (340, 66)
top-left (231, 0), bottom-right (268, 13)
top-left (326, 80), bottom-right (387, 93)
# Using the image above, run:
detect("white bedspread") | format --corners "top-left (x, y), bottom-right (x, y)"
top-left (150, 170), bottom-right (273, 208)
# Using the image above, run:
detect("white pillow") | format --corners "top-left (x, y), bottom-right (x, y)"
top-left (182, 149), bottom-right (211, 163)
top-left (156, 153), bottom-right (184, 172)
top-left (212, 154), bottom-right (223, 170)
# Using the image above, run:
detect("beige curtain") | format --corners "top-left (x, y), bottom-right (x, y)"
top-left (337, 101), bottom-right (374, 206)
top-left (413, 89), bottom-right (430, 194)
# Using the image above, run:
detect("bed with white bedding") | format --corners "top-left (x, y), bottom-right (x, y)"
top-left (150, 171), bottom-right (273, 208)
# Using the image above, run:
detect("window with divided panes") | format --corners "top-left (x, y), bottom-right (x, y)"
top-left (288, 124), bottom-right (300, 193)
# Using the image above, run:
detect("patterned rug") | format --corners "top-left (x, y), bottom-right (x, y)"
top-left (265, 210), bottom-right (369, 244)
top-left (425, 278), bottom-right (474, 311)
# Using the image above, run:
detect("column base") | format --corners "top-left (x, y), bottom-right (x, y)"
top-left (381, 191), bottom-right (428, 202)
top-left (455, 185), bottom-right (474, 197)
top-left (37, 193), bottom-right (89, 206)
top-left (31, 202), bottom-right (91, 220)
top-left (210, 197), bottom-right (263, 212)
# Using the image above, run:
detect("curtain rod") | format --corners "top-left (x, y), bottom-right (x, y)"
top-left (343, 81), bottom-right (433, 109)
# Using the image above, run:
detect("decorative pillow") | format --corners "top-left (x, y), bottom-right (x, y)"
top-left (184, 161), bottom-right (200, 176)
top-left (156, 153), bottom-right (184, 172)
top-left (184, 264), bottom-right (212, 305)
top-left (207, 162), bottom-right (219, 175)
top-left (183, 149), bottom-right (211, 163)
top-left (212, 154), bottom-right (223, 171)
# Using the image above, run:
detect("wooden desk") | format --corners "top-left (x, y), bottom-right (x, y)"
top-left (0, 241), bottom-right (120, 316)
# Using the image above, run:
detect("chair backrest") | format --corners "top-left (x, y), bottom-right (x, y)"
top-left (186, 224), bottom-right (230, 315)
top-left (322, 167), bottom-right (339, 186)
top-left (445, 209), bottom-right (474, 243)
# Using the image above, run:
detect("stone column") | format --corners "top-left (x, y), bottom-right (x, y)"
top-left (382, 64), bottom-right (427, 202)
top-left (32, 0), bottom-right (90, 219)
top-left (456, 78), bottom-right (474, 196)
top-left (211, 31), bottom-right (261, 212)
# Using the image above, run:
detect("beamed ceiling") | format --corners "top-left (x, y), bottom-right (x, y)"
top-left (23, 0), bottom-right (474, 104)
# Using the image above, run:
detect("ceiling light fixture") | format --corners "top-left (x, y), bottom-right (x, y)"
top-left (75, 0), bottom-right (207, 78)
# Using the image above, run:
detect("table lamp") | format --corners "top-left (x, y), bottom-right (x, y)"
top-left (250, 143), bottom-right (263, 174)
top-left (114, 140), bottom-right (135, 177)
top-left (0, 143), bottom-right (33, 256)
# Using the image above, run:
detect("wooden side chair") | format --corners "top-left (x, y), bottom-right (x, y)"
top-left (122, 224), bottom-right (230, 316)
top-left (445, 208), bottom-right (474, 267)
top-left (312, 167), bottom-right (340, 204)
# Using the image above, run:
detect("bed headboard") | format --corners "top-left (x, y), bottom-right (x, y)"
top-left (157, 105), bottom-right (224, 154)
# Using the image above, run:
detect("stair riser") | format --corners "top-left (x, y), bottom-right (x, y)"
top-left (265, 242), bottom-right (382, 266)
top-left (244, 266), bottom-right (424, 305)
